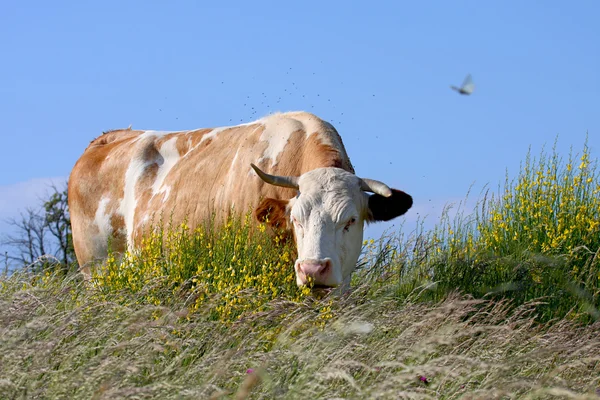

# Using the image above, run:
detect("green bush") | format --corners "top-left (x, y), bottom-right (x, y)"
top-left (426, 138), bottom-right (600, 320)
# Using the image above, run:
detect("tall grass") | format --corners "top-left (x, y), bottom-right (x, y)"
top-left (403, 138), bottom-right (600, 321)
top-left (2, 270), bottom-right (599, 399)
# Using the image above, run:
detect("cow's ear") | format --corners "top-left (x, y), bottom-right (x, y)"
top-left (367, 189), bottom-right (413, 222)
top-left (254, 198), bottom-right (290, 229)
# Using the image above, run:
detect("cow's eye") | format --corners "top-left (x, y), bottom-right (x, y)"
top-left (344, 217), bottom-right (356, 232)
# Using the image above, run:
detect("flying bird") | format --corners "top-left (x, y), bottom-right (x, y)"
top-left (451, 74), bottom-right (475, 95)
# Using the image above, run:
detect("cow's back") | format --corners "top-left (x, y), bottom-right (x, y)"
top-left (68, 112), bottom-right (353, 274)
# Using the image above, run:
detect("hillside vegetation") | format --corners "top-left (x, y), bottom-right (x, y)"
top-left (1, 140), bottom-right (599, 399)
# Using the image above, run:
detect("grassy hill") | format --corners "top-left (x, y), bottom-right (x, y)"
top-left (1, 140), bottom-right (599, 399)
top-left (1, 271), bottom-right (599, 399)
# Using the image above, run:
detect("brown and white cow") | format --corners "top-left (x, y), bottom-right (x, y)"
top-left (68, 111), bottom-right (412, 287)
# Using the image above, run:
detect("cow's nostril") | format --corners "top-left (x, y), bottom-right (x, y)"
top-left (321, 259), bottom-right (332, 276)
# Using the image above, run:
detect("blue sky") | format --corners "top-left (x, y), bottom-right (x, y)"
top-left (1, 1), bottom-right (599, 248)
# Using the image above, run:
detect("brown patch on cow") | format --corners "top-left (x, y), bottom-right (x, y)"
top-left (262, 129), bottom-right (353, 181)
top-left (141, 138), bottom-right (161, 162)
top-left (176, 135), bottom-right (191, 156)
top-left (109, 213), bottom-right (126, 253)
top-left (254, 198), bottom-right (289, 229)
top-left (70, 137), bottom-right (137, 218)
top-left (135, 162), bottom-right (160, 205)
top-left (187, 128), bottom-right (216, 149)
top-left (254, 197), bottom-right (295, 247)
top-left (198, 138), bottom-right (213, 151)
top-left (303, 133), bottom-right (353, 171)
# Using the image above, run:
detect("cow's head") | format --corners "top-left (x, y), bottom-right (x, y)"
top-left (252, 164), bottom-right (412, 288)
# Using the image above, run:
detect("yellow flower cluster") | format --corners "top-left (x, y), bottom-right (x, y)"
top-left (315, 300), bottom-right (335, 330)
top-left (478, 143), bottom-right (600, 260)
top-left (91, 213), bottom-right (312, 323)
top-left (431, 140), bottom-right (600, 292)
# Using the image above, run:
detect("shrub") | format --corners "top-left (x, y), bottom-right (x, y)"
top-left (91, 213), bottom-right (312, 323)
top-left (429, 138), bottom-right (600, 320)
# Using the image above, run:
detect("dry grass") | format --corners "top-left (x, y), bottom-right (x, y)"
top-left (1, 271), bottom-right (599, 399)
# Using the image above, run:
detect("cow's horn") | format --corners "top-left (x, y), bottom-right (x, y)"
top-left (251, 163), bottom-right (299, 189)
top-left (360, 178), bottom-right (392, 197)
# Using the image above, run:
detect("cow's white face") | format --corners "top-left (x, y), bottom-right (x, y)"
top-left (288, 169), bottom-right (367, 287)
top-left (253, 165), bottom-right (413, 288)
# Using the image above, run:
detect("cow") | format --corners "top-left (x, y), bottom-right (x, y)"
top-left (68, 111), bottom-right (412, 288)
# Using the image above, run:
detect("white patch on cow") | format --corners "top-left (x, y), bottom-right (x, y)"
top-left (238, 117), bottom-right (265, 127)
top-left (161, 186), bottom-right (171, 203)
top-left (119, 138), bottom-right (157, 248)
top-left (257, 116), bottom-right (302, 166)
top-left (136, 129), bottom-right (178, 141)
top-left (152, 137), bottom-right (179, 196)
top-left (230, 149), bottom-right (240, 168)
top-left (223, 149), bottom-right (241, 200)
top-left (296, 112), bottom-right (327, 139)
top-left (94, 197), bottom-right (112, 241)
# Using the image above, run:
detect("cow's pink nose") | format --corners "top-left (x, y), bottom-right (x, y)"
top-left (298, 258), bottom-right (332, 283)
